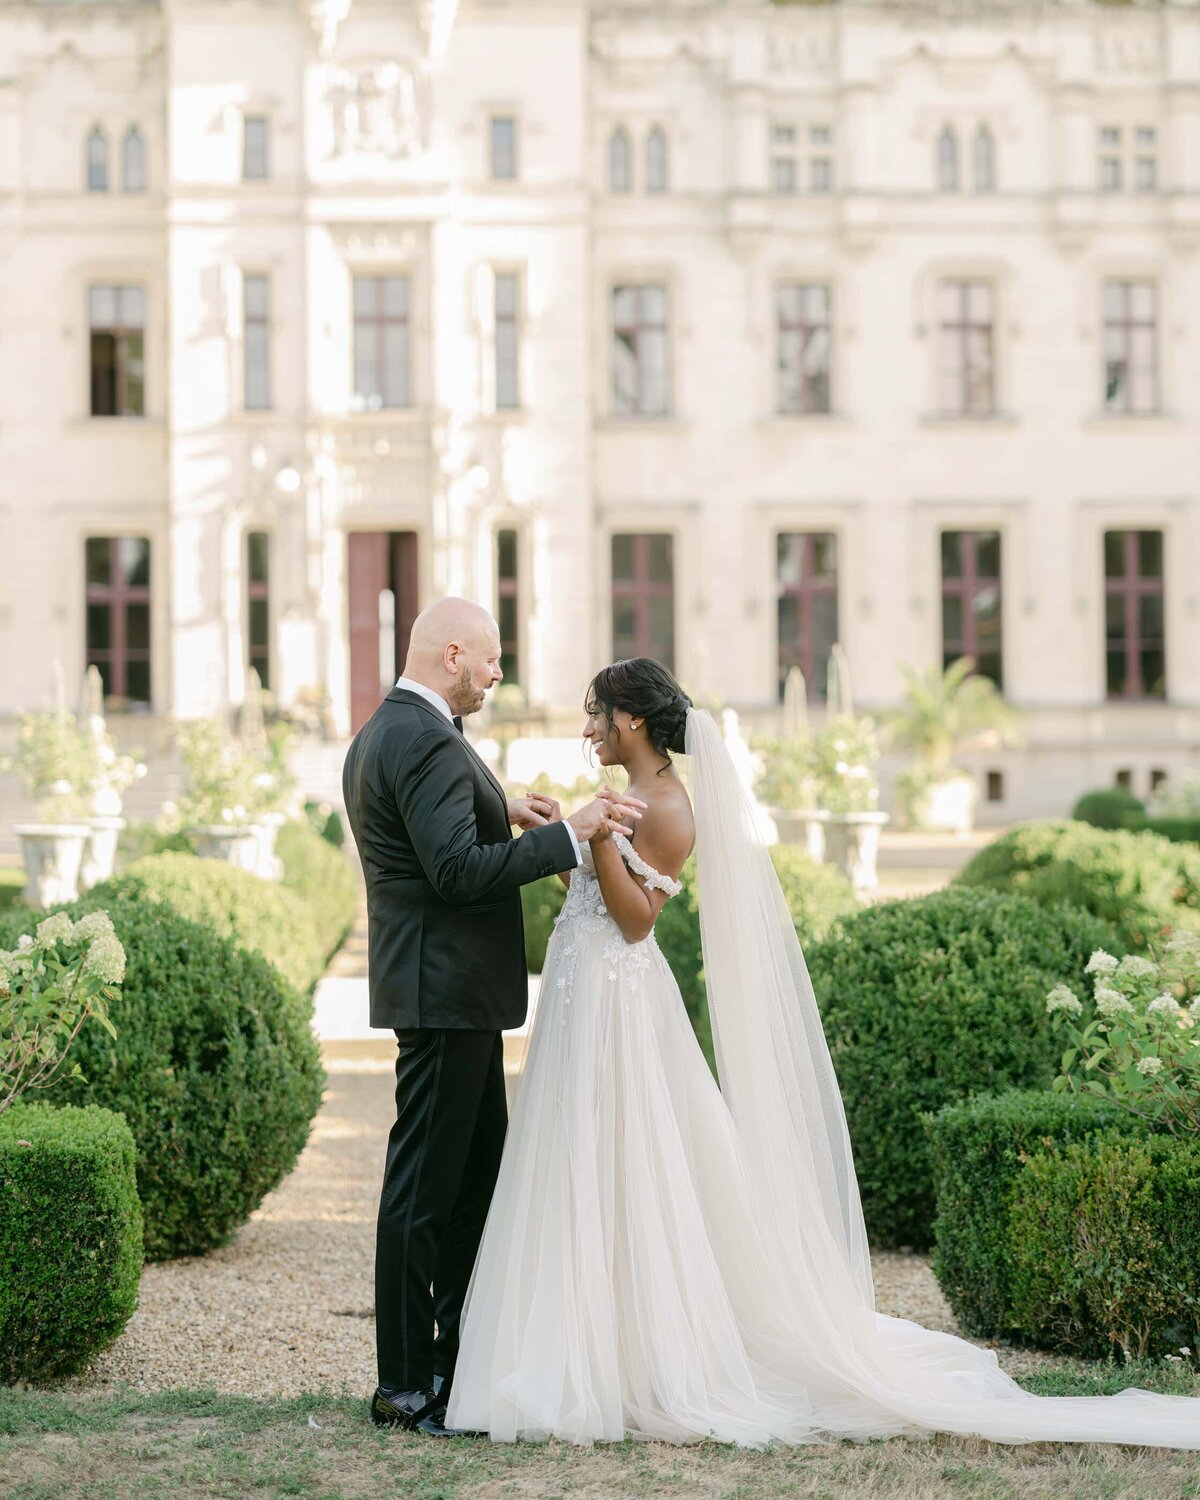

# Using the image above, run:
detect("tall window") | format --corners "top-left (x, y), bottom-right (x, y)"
top-left (1105, 530), bottom-right (1165, 700)
top-left (494, 272), bottom-right (519, 410)
top-left (1098, 126), bottom-right (1122, 191)
top-left (490, 115), bottom-right (517, 180)
top-left (609, 126), bottom-right (631, 192)
top-left (87, 126), bottom-right (108, 192)
top-left (646, 125), bottom-right (669, 193)
top-left (809, 125), bottom-right (833, 193)
top-left (353, 275), bottom-right (411, 410)
top-left (776, 532), bottom-right (838, 701)
top-left (941, 530), bottom-right (1002, 687)
top-left (611, 534), bottom-right (675, 668)
top-left (937, 125), bottom-right (959, 192)
top-left (246, 531), bottom-right (270, 690)
top-left (85, 537), bottom-right (152, 707)
top-left (1103, 280), bottom-right (1158, 415)
top-left (777, 284), bottom-right (832, 416)
top-left (243, 274), bottom-right (271, 411)
top-left (1134, 126), bottom-right (1157, 192)
top-left (497, 528), bottom-right (520, 686)
top-left (771, 124), bottom-right (797, 193)
top-left (972, 125), bottom-right (995, 192)
top-left (612, 285), bottom-right (668, 417)
top-left (122, 126), bottom-right (146, 192)
top-left (90, 285), bottom-right (146, 417)
top-left (243, 115), bottom-right (269, 180)
top-left (937, 280), bottom-right (994, 417)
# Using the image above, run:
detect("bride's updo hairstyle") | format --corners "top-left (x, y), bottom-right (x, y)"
top-left (585, 658), bottom-right (693, 768)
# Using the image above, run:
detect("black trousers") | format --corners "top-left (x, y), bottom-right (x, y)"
top-left (375, 1027), bottom-right (507, 1392)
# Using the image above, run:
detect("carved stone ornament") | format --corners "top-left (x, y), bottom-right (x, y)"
top-left (327, 63), bottom-right (425, 159)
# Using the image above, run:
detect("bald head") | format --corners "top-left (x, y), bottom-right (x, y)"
top-left (403, 596), bottom-right (503, 718)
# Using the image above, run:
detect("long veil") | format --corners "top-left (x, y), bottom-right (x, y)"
top-left (683, 707), bottom-right (1200, 1449)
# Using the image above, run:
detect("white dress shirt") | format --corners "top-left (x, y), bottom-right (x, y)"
top-left (394, 675), bottom-right (582, 867)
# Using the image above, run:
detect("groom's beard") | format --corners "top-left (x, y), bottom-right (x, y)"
top-left (449, 672), bottom-right (489, 717)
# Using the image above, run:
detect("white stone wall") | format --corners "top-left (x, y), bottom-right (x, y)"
top-left (0, 0), bottom-right (1197, 820)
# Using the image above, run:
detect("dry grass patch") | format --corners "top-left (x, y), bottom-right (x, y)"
top-left (3, 1386), bottom-right (1200, 1500)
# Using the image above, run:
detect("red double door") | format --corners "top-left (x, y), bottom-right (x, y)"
top-left (348, 531), bottom-right (420, 733)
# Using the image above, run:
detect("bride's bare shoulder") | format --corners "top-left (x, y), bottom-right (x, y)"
top-left (628, 778), bottom-right (695, 879)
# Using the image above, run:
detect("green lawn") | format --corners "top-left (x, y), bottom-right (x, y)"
top-left (2, 1364), bottom-right (1198, 1500)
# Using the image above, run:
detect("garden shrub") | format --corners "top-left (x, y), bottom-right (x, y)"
top-left (925, 1088), bottom-right (1149, 1341)
top-left (0, 1103), bottom-right (142, 1382)
top-left (954, 820), bottom-right (1200, 949)
top-left (1131, 816), bottom-right (1200, 846)
top-left (304, 800), bottom-right (345, 849)
top-left (276, 821), bottom-right (357, 967)
top-left (1071, 787), bottom-right (1145, 830)
top-left (117, 822), bottom-right (197, 866)
top-left (93, 853), bottom-right (325, 998)
top-left (522, 876), bottom-right (566, 973)
top-left (658, 846), bottom-right (859, 1075)
top-left (805, 887), bottom-right (1122, 1250)
top-left (0, 867), bottom-right (23, 912)
top-left (0, 889), bottom-right (324, 1261)
top-left (1008, 1133), bottom-right (1200, 1361)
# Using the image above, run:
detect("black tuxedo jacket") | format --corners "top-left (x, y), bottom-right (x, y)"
top-left (342, 687), bottom-right (577, 1030)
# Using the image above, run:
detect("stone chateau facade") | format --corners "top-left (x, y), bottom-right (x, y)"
top-left (1, 0), bottom-right (1199, 818)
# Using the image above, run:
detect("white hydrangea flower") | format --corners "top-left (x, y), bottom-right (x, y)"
top-left (1166, 930), bottom-right (1200, 953)
top-left (1046, 985), bottom-right (1083, 1017)
top-left (81, 932), bottom-right (126, 986)
top-left (17, 933), bottom-right (34, 952)
top-left (1135, 1056), bottom-right (1164, 1076)
top-left (1085, 950), bottom-right (1119, 976)
top-left (1147, 994), bottom-right (1182, 1019)
top-left (1116, 954), bottom-right (1158, 980)
top-left (71, 910), bottom-right (115, 943)
top-left (1095, 988), bottom-right (1135, 1017)
top-left (1189, 998), bottom-right (1200, 1018)
top-left (35, 913), bottom-right (75, 948)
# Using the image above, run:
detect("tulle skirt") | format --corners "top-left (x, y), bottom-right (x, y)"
top-left (445, 915), bottom-right (1200, 1449)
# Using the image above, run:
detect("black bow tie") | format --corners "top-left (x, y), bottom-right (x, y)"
top-left (452, 716), bottom-right (464, 734)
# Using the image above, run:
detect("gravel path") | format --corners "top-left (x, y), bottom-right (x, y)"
top-left (63, 1048), bottom-right (1068, 1397)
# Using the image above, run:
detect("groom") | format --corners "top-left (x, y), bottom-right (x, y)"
top-left (342, 598), bottom-right (641, 1435)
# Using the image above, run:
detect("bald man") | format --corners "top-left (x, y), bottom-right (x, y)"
top-left (342, 598), bottom-right (643, 1435)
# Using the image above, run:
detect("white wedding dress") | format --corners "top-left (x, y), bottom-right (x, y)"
top-left (446, 711), bottom-right (1200, 1449)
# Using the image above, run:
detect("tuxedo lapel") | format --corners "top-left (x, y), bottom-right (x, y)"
top-left (386, 688), bottom-right (509, 820)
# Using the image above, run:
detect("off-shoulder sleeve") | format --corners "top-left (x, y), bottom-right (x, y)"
top-left (612, 832), bottom-right (683, 898)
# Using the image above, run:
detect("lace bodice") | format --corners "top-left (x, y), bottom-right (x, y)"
top-left (549, 833), bottom-right (681, 988)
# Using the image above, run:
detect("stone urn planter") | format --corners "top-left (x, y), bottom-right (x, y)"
top-left (772, 808), bottom-right (830, 863)
top-left (79, 815), bottom-right (126, 892)
top-left (822, 811), bottom-right (890, 896)
top-left (191, 824), bottom-right (264, 874)
top-left (907, 771), bottom-right (978, 835)
top-left (15, 823), bottom-right (91, 907)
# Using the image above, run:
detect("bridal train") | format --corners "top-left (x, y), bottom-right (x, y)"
top-left (445, 710), bottom-right (1200, 1450)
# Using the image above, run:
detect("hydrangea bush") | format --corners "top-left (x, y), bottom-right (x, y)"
top-left (1046, 932), bottom-right (1200, 1138)
top-left (0, 911), bottom-right (124, 1115)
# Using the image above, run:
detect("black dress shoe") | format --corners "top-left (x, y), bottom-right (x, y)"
top-left (370, 1387), bottom-right (444, 1431)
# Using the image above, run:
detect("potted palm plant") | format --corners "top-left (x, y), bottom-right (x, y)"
top-left (885, 659), bottom-right (1022, 834)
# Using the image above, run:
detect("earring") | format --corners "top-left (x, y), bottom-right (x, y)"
top-left (631, 719), bottom-right (642, 730)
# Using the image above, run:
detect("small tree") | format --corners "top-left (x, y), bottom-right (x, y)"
top-left (886, 658), bottom-right (1022, 775)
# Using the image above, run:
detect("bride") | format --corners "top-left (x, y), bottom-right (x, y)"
top-left (445, 657), bottom-right (1200, 1449)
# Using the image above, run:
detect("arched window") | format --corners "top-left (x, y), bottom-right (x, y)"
top-left (645, 125), bottom-right (668, 194)
top-left (122, 125), bottom-right (146, 193)
top-left (973, 124), bottom-right (995, 193)
top-left (87, 126), bottom-right (109, 192)
top-left (609, 126), bottom-right (631, 192)
top-left (936, 124), bottom-right (959, 193)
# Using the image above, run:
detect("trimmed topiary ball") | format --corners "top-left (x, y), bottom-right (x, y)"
top-left (805, 886), bottom-right (1124, 1251)
top-left (1070, 786), bottom-right (1146, 830)
top-left (92, 852), bottom-right (326, 998)
top-left (0, 1102), bottom-right (143, 1383)
top-left (954, 819), bottom-right (1200, 949)
top-left (0, 889), bottom-right (324, 1261)
top-left (276, 820), bottom-right (357, 966)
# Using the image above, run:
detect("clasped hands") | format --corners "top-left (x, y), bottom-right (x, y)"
top-left (507, 785), bottom-right (648, 843)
